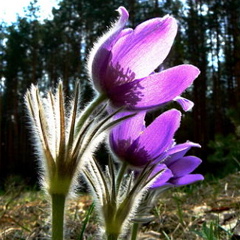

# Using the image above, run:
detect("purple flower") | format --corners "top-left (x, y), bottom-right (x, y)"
top-left (109, 110), bottom-right (203, 187)
top-left (109, 109), bottom-right (181, 167)
top-left (151, 142), bottom-right (204, 188)
top-left (88, 7), bottom-right (200, 110)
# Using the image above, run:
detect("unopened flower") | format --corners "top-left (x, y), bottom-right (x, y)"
top-left (25, 83), bottom-right (82, 195)
top-left (88, 6), bottom-right (200, 110)
top-left (26, 82), bottom-right (115, 195)
top-left (25, 83), bottom-right (87, 240)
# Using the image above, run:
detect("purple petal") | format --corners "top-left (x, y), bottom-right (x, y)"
top-left (174, 96), bottom-right (194, 112)
top-left (110, 15), bottom-right (178, 81)
top-left (165, 141), bottom-right (201, 165)
top-left (168, 156), bottom-right (202, 177)
top-left (170, 174), bottom-right (204, 186)
top-left (89, 7), bottom-right (129, 92)
top-left (150, 164), bottom-right (173, 188)
top-left (126, 109), bottom-right (181, 166)
top-left (116, 7), bottom-right (129, 27)
top-left (109, 111), bottom-right (146, 158)
top-left (133, 64), bottom-right (200, 110)
top-left (108, 64), bottom-right (200, 109)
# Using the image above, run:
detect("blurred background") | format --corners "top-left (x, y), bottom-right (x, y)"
top-left (0, 0), bottom-right (240, 188)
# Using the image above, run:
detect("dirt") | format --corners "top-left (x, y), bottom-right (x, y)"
top-left (0, 172), bottom-right (240, 240)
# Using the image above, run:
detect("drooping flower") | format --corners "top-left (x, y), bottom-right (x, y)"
top-left (88, 6), bottom-right (200, 110)
top-left (109, 110), bottom-right (203, 186)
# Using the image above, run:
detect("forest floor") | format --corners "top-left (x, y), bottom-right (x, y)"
top-left (0, 172), bottom-right (240, 240)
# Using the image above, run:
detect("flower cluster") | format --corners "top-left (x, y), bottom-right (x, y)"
top-left (85, 6), bottom-right (203, 239)
top-left (25, 6), bottom-right (203, 240)
top-left (110, 110), bottom-right (203, 188)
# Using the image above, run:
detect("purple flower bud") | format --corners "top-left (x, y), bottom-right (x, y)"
top-left (88, 7), bottom-right (200, 110)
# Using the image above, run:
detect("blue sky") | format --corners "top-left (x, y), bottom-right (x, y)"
top-left (0, 0), bottom-right (60, 24)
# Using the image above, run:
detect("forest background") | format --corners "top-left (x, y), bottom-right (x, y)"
top-left (0, 0), bottom-right (240, 188)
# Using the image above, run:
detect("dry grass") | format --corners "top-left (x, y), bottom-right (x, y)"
top-left (140, 172), bottom-right (240, 240)
top-left (0, 172), bottom-right (240, 240)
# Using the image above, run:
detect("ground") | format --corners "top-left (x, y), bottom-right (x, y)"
top-left (0, 172), bottom-right (240, 240)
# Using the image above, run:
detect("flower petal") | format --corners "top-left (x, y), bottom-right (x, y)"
top-left (150, 164), bottom-right (173, 188)
top-left (126, 109), bottom-right (181, 166)
top-left (174, 96), bottom-right (194, 112)
top-left (165, 141), bottom-right (201, 165)
top-left (170, 174), bottom-right (204, 186)
top-left (109, 15), bottom-right (178, 81)
top-left (88, 7), bottom-right (129, 92)
top-left (168, 156), bottom-right (202, 177)
top-left (109, 111), bottom-right (146, 159)
top-left (108, 64), bottom-right (200, 109)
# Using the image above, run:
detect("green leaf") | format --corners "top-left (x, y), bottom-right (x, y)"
top-left (78, 202), bottom-right (95, 240)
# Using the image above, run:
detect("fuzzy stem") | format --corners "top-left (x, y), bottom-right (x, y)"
top-left (130, 222), bottom-right (139, 240)
top-left (116, 162), bottom-right (128, 192)
top-left (76, 94), bottom-right (107, 134)
top-left (104, 162), bottom-right (128, 240)
top-left (51, 194), bottom-right (66, 240)
top-left (104, 211), bottom-right (122, 240)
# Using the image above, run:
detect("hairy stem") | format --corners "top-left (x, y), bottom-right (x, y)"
top-left (76, 94), bottom-right (107, 134)
top-left (51, 194), bottom-right (66, 240)
top-left (130, 222), bottom-right (139, 240)
top-left (116, 162), bottom-right (128, 192)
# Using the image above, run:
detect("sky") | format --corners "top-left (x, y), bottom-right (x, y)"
top-left (0, 0), bottom-right (60, 24)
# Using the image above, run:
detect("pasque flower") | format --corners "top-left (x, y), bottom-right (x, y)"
top-left (24, 5), bottom-right (204, 240)
top-left (88, 7), bottom-right (200, 110)
top-left (109, 110), bottom-right (203, 186)
top-left (150, 141), bottom-right (204, 188)
top-left (110, 109), bottom-right (181, 167)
